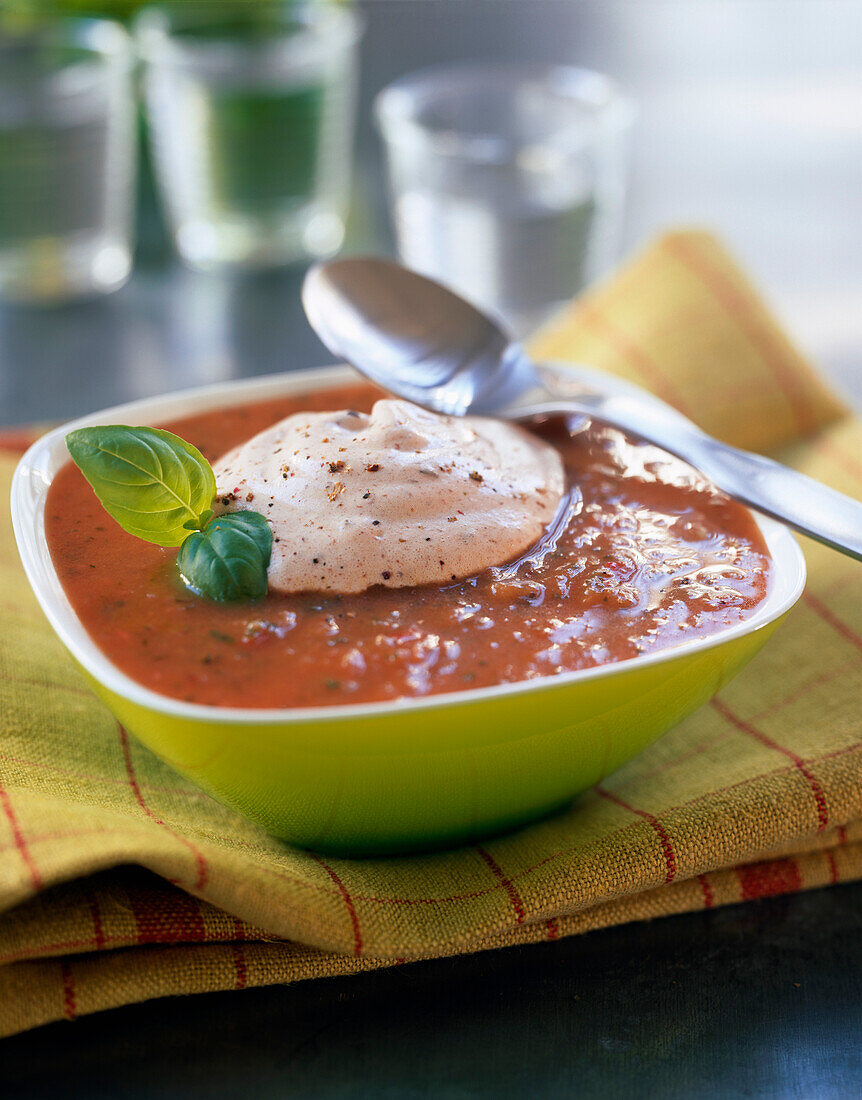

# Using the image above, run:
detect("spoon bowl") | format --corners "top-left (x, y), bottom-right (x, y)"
top-left (302, 257), bottom-right (535, 415)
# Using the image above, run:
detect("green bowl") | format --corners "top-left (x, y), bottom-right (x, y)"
top-left (11, 366), bottom-right (806, 854)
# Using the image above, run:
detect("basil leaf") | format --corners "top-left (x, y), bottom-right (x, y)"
top-left (177, 512), bottom-right (272, 602)
top-left (66, 426), bottom-right (217, 547)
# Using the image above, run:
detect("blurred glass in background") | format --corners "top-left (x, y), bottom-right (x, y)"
top-left (0, 17), bottom-right (135, 303)
top-left (375, 63), bottom-right (633, 336)
top-left (137, 0), bottom-right (361, 272)
top-left (4, 1), bottom-right (147, 18)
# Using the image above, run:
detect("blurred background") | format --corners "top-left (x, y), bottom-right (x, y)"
top-left (0, 0), bottom-right (859, 425)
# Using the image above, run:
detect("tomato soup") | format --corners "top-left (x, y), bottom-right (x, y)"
top-left (46, 383), bottom-right (771, 709)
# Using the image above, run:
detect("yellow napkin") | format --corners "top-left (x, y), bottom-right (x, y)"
top-left (1, 230), bottom-right (860, 1037)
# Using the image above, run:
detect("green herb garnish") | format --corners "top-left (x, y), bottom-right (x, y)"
top-left (65, 425), bottom-right (272, 602)
top-left (65, 426), bottom-right (216, 546)
top-left (178, 512), bottom-right (272, 602)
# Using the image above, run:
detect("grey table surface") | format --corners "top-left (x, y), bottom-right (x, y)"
top-left (0, 2), bottom-right (860, 1095)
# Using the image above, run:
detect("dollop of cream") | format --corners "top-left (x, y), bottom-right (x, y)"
top-left (213, 399), bottom-right (564, 594)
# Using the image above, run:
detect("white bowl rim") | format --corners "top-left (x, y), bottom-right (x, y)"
top-left (10, 364), bottom-right (807, 726)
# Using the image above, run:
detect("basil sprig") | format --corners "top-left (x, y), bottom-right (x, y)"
top-left (66, 425), bottom-right (271, 602)
top-left (178, 512), bottom-right (272, 602)
top-left (66, 426), bottom-right (216, 546)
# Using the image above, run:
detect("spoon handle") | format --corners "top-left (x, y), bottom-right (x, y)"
top-left (590, 395), bottom-right (862, 561)
top-left (684, 435), bottom-right (862, 561)
top-left (525, 363), bottom-right (862, 561)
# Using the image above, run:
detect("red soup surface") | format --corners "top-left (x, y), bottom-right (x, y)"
top-left (47, 382), bottom-right (771, 709)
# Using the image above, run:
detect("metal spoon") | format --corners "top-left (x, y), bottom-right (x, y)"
top-left (302, 257), bottom-right (862, 561)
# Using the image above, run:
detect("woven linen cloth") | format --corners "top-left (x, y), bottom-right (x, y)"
top-left (1, 229), bottom-right (860, 1037)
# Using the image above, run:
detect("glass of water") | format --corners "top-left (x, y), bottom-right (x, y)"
top-left (137, 1), bottom-right (362, 272)
top-left (0, 18), bottom-right (136, 304)
top-left (375, 63), bottom-right (633, 336)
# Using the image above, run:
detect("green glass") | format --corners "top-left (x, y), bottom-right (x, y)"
top-left (204, 83), bottom-right (325, 219)
top-left (138, 1), bottom-right (360, 270)
top-left (0, 42), bottom-right (99, 244)
top-left (4, 1), bottom-right (277, 24)
top-left (1, 0), bottom-right (148, 22)
top-left (0, 17), bottom-right (135, 301)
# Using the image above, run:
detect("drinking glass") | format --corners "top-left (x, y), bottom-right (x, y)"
top-left (137, 1), bottom-right (362, 272)
top-left (0, 18), bottom-right (136, 303)
top-left (375, 63), bottom-right (633, 336)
